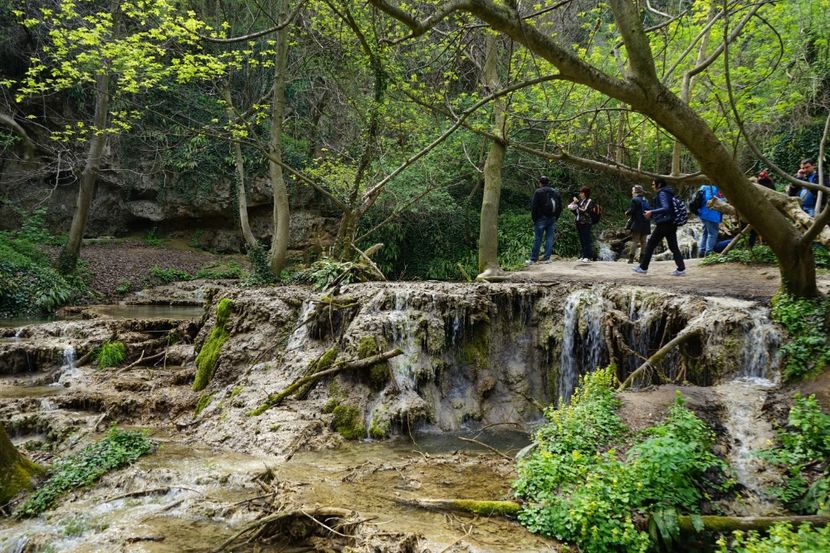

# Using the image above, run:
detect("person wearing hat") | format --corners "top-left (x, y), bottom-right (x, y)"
top-left (528, 176), bottom-right (562, 264)
top-left (567, 186), bottom-right (595, 262)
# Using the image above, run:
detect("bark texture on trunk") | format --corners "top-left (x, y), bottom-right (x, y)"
top-left (59, 72), bottom-right (110, 273)
top-left (222, 82), bottom-right (257, 249)
top-left (267, 2), bottom-right (290, 277)
top-left (477, 34), bottom-right (507, 275)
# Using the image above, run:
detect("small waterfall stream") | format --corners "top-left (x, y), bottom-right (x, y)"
top-left (558, 289), bottom-right (607, 403)
top-left (715, 378), bottom-right (780, 515)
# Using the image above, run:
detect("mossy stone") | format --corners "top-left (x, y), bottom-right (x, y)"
top-left (194, 393), bottom-right (214, 416)
top-left (461, 323), bottom-right (491, 370)
top-left (332, 404), bottom-right (365, 440)
top-left (193, 298), bottom-right (234, 391)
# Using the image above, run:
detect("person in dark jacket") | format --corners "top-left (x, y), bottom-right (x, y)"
top-left (799, 159), bottom-right (820, 217)
top-left (528, 176), bottom-right (562, 263)
top-left (625, 185), bottom-right (650, 263)
top-left (567, 186), bottom-right (595, 262)
top-left (632, 178), bottom-right (686, 276)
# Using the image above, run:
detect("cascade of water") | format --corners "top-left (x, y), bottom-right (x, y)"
top-left (558, 289), bottom-right (606, 403)
top-left (62, 345), bottom-right (76, 369)
top-left (738, 310), bottom-right (781, 379)
top-left (14, 327), bottom-right (24, 340)
top-left (715, 377), bottom-right (780, 516)
top-left (285, 300), bottom-right (316, 351)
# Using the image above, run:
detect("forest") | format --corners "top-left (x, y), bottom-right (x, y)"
top-left (1, 0), bottom-right (830, 552)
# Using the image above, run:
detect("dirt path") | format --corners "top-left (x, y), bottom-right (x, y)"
top-left (506, 259), bottom-right (829, 300)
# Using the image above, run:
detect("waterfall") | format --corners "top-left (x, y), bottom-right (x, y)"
top-left (62, 345), bottom-right (76, 369)
top-left (14, 327), bottom-right (24, 340)
top-left (715, 378), bottom-right (780, 516)
top-left (558, 289), bottom-right (606, 403)
top-left (738, 310), bottom-right (781, 379)
top-left (286, 300), bottom-right (316, 351)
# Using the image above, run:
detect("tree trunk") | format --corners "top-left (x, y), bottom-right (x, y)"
top-left (477, 34), bottom-right (508, 276)
top-left (676, 514), bottom-right (830, 534)
top-left (267, 2), bottom-right (290, 277)
top-left (1, 425), bottom-right (42, 504)
top-left (222, 82), bottom-right (257, 249)
top-left (59, 71), bottom-right (110, 273)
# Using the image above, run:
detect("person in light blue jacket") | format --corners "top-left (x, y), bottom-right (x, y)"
top-left (697, 183), bottom-right (723, 257)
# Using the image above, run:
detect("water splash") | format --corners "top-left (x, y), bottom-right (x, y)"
top-left (597, 242), bottom-right (616, 261)
top-left (715, 377), bottom-right (780, 516)
top-left (285, 300), bottom-right (316, 351)
top-left (558, 289), bottom-right (607, 403)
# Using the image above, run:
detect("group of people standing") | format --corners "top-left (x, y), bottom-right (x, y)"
top-left (529, 161), bottom-right (822, 273)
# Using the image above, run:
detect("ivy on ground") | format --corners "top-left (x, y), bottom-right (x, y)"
top-left (770, 293), bottom-right (830, 380)
top-left (15, 428), bottom-right (154, 517)
top-left (513, 367), bottom-right (729, 553)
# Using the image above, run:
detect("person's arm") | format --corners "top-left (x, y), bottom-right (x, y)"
top-left (648, 190), bottom-right (671, 217)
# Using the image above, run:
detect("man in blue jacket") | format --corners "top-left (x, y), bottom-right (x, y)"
top-left (697, 183), bottom-right (723, 257)
top-left (799, 159), bottom-right (819, 217)
top-left (528, 176), bottom-right (562, 263)
top-left (632, 178), bottom-right (686, 276)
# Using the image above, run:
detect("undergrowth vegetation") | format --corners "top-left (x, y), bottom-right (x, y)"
top-left (0, 209), bottom-right (87, 318)
top-left (759, 394), bottom-right (830, 514)
top-left (718, 522), bottom-right (830, 552)
top-left (514, 367), bottom-right (729, 552)
top-left (95, 340), bottom-right (126, 369)
top-left (15, 428), bottom-right (154, 517)
top-left (770, 292), bottom-right (830, 380)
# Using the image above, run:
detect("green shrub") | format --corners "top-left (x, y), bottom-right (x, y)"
top-left (95, 341), bottom-right (126, 368)
top-left (114, 282), bottom-right (131, 295)
top-left (759, 394), bottom-right (830, 511)
top-left (142, 229), bottom-right (164, 247)
top-left (700, 245), bottom-right (777, 266)
top-left (15, 428), bottom-right (154, 517)
top-left (193, 298), bottom-right (233, 391)
top-left (245, 243), bottom-right (276, 285)
top-left (291, 258), bottom-right (375, 291)
top-left (717, 522), bottom-right (830, 552)
top-left (514, 368), bottom-right (727, 552)
top-left (770, 293), bottom-right (830, 380)
top-left (149, 266), bottom-right (191, 283)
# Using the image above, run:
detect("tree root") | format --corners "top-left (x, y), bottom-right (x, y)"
top-left (249, 348), bottom-right (403, 416)
top-left (213, 506), bottom-right (355, 552)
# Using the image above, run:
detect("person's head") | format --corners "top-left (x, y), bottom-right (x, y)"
top-left (538, 176), bottom-right (550, 188)
top-left (579, 186), bottom-right (590, 199)
top-left (801, 159), bottom-right (815, 175)
top-left (652, 177), bottom-right (668, 191)
top-left (632, 185), bottom-right (644, 196)
top-left (758, 169), bottom-right (769, 180)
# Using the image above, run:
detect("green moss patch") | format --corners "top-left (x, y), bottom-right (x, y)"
top-left (193, 298), bottom-right (234, 391)
top-left (194, 393), bottom-right (214, 416)
top-left (332, 404), bottom-right (365, 440)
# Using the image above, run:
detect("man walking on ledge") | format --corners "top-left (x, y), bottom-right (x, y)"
top-left (632, 178), bottom-right (686, 276)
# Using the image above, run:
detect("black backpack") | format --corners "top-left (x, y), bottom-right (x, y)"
top-left (546, 188), bottom-right (563, 217)
top-left (689, 188), bottom-right (705, 216)
top-left (589, 201), bottom-right (602, 224)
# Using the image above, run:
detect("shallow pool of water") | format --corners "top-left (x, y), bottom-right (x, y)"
top-left (87, 304), bottom-right (204, 320)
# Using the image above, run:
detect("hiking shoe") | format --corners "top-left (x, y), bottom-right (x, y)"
top-left (671, 269), bottom-right (687, 276)
top-left (525, 259), bottom-right (537, 266)
top-left (632, 266), bottom-right (647, 274)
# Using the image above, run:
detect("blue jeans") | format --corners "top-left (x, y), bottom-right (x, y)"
top-left (531, 216), bottom-right (556, 261)
top-left (698, 219), bottom-right (720, 256)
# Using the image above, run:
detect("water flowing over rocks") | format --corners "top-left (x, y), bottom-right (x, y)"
top-left (0, 278), bottom-right (799, 551)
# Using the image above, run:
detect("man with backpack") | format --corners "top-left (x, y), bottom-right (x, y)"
top-left (528, 176), bottom-right (562, 264)
top-left (632, 178), bottom-right (687, 276)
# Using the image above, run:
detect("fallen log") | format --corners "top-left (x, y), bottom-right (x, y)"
top-left (676, 514), bottom-right (830, 534)
top-left (755, 186), bottom-right (830, 247)
top-left (394, 498), bottom-right (521, 517)
top-left (249, 348), bottom-right (403, 416)
top-left (618, 327), bottom-right (702, 391)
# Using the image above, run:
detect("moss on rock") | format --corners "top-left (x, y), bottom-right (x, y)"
top-left (332, 404), bottom-right (365, 440)
top-left (194, 393), bottom-right (214, 416)
top-left (1, 425), bottom-right (43, 504)
top-left (193, 298), bottom-right (233, 392)
top-left (461, 323), bottom-right (491, 370)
